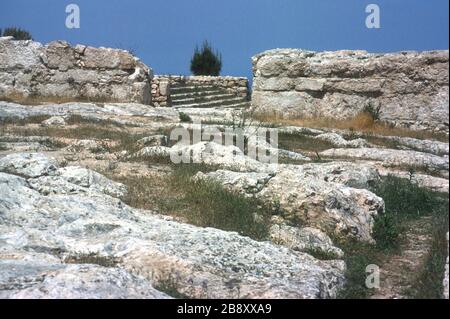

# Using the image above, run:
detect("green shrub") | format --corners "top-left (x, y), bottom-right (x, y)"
top-left (1, 27), bottom-right (33, 40)
top-left (372, 175), bottom-right (443, 219)
top-left (363, 101), bottom-right (382, 121)
top-left (179, 112), bottom-right (192, 123)
top-left (372, 213), bottom-right (401, 251)
top-left (190, 41), bottom-right (222, 76)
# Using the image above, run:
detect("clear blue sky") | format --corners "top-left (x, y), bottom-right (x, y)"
top-left (1, 0), bottom-right (448, 79)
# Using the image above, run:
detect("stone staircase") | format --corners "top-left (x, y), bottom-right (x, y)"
top-left (170, 83), bottom-right (249, 109)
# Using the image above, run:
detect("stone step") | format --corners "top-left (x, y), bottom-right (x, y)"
top-left (170, 85), bottom-right (220, 94)
top-left (171, 93), bottom-right (238, 105)
top-left (171, 90), bottom-right (229, 99)
top-left (174, 99), bottom-right (250, 109)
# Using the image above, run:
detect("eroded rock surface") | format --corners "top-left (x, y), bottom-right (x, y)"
top-left (0, 152), bottom-right (346, 299)
top-left (252, 49), bottom-right (449, 132)
top-left (197, 162), bottom-right (384, 243)
top-left (320, 148), bottom-right (449, 175)
top-left (269, 224), bottom-right (344, 259)
top-left (0, 38), bottom-right (152, 104)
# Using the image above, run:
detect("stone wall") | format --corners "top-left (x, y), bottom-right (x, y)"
top-left (252, 49), bottom-right (449, 132)
top-left (0, 37), bottom-right (153, 104)
top-left (152, 75), bottom-right (249, 107)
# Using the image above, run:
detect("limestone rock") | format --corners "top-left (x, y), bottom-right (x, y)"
top-left (29, 166), bottom-right (127, 198)
top-left (377, 167), bottom-right (449, 193)
top-left (381, 136), bottom-right (449, 156)
top-left (320, 148), bottom-right (449, 174)
top-left (135, 146), bottom-right (171, 158)
top-left (0, 101), bottom-right (180, 126)
top-left (65, 140), bottom-right (104, 153)
top-left (198, 162), bottom-right (384, 242)
top-left (269, 224), bottom-right (344, 259)
top-left (314, 133), bottom-right (370, 148)
top-left (0, 259), bottom-right (170, 299)
top-left (137, 135), bottom-right (168, 147)
top-left (0, 152), bottom-right (346, 299)
top-left (0, 38), bottom-right (152, 104)
top-left (41, 116), bottom-right (67, 127)
top-left (0, 152), bottom-right (58, 178)
top-left (252, 49), bottom-right (449, 132)
top-left (195, 170), bottom-right (274, 194)
top-left (171, 142), bottom-right (266, 172)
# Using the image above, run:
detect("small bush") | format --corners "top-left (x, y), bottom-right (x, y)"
top-left (190, 41), bottom-right (222, 76)
top-left (363, 101), bottom-right (382, 121)
top-left (372, 213), bottom-right (401, 251)
top-left (179, 112), bottom-right (192, 123)
top-left (1, 27), bottom-right (33, 40)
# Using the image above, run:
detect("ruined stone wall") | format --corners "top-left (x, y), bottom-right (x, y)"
top-left (252, 49), bottom-right (449, 132)
top-left (0, 37), bottom-right (153, 104)
top-left (152, 75), bottom-right (249, 107)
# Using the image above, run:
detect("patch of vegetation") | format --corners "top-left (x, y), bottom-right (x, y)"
top-left (304, 247), bottom-right (342, 261)
top-left (1, 27), bottom-right (32, 40)
top-left (64, 254), bottom-right (119, 268)
top-left (406, 211), bottom-right (449, 299)
top-left (338, 175), bottom-right (449, 299)
top-left (114, 163), bottom-right (271, 241)
top-left (337, 241), bottom-right (383, 299)
top-left (167, 164), bottom-right (271, 240)
top-left (371, 175), bottom-right (447, 251)
top-left (190, 40), bottom-right (222, 76)
top-left (363, 135), bottom-right (402, 150)
top-left (65, 115), bottom-right (127, 128)
top-left (278, 132), bottom-right (335, 153)
top-left (153, 273), bottom-right (191, 299)
top-left (179, 112), bottom-right (192, 123)
top-left (0, 92), bottom-right (125, 105)
top-left (0, 115), bottom-right (51, 126)
top-left (254, 112), bottom-right (449, 142)
top-left (363, 102), bottom-right (382, 121)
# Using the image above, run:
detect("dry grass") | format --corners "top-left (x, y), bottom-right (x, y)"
top-left (255, 112), bottom-right (448, 142)
top-left (0, 115), bottom-right (51, 126)
top-left (1, 93), bottom-right (120, 106)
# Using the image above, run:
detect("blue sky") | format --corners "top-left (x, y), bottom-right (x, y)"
top-left (1, 0), bottom-right (448, 79)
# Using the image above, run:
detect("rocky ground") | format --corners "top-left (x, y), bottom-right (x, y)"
top-left (0, 101), bottom-right (448, 299)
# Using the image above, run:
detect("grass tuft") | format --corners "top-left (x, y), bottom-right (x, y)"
top-left (255, 112), bottom-right (448, 142)
top-left (338, 175), bottom-right (449, 298)
top-left (168, 165), bottom-right (271, 240)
